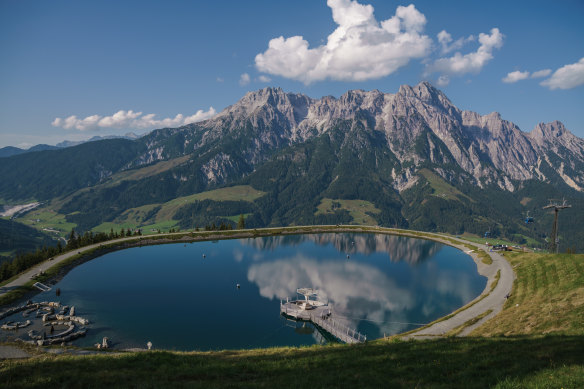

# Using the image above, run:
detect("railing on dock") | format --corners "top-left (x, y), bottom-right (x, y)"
top-left (32, 282), bottom-right (51, 292)
top-left (280, 298), bottom-right (366, 344)
top-left (310, 313), bottom-right (366, 344)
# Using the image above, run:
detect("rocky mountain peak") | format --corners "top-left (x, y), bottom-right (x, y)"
top-left (180, 82), bottom-right (583, 192)
top-left (528, 121), bottom-right (584, 166)
top-left (530, 120), bottom-right (569, 141)
top-left (395, 81), bottom-right (457, 117)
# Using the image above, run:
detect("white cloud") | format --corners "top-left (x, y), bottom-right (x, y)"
top-left (257, 75), bottom-right (271, 83)
top-left (216, 77), bottom-right (224, 82)
top-left (427, 28), bottom-right (504, 78)
top-left (502, 70), bottom-right (530, 83)
top-left (540, 58), bottom-right (584, 90)
top-left (255, 0), bottom-right (431, 84)
top-left (52, 107), bottom-right (217, 131)
top-left (239, 73), bottom-right (251, 86)
top-left (436, 75), bottom-right (450, 87)
top-left (531, 69), bottom-right (551, 78)
top-left (436, 30), bottom-right (474, 54)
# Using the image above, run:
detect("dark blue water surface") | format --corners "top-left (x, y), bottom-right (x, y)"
top-left (33, 233), bottom-right (486, 350)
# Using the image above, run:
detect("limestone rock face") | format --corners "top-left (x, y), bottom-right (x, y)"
top-left (137, 82), bottom-right (584, 192)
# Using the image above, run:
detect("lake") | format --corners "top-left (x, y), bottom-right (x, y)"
top-left (20, 233), bottom-right (486, 350)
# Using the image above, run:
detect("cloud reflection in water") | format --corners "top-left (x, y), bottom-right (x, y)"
top-left (245, 233), bottom-right (485, 336)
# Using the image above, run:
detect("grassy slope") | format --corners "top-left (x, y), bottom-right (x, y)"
top-left (471, 252), bottom-right (584, 336)
top-left (315, 198), bottom-right (380, 225)
top-left (15, 185), bottom-right (266, 237)
top-left (103, 155), bottom-right (191, 186)
top-left (2, 337), bottom-right (582, 388)
top-left (418, 168), bottom-right (472, 202)
top-left (8, 157), bottom-right (196, 236)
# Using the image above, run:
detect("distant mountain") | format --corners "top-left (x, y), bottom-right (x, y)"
top-left (55, 132), bottom-right (141, 148)
top-left (1, 83), bottom-right (582, 251)
top-left (0, 144), bottom-right (60, 158)
top-left (0, 132), bottom-right (141, 158)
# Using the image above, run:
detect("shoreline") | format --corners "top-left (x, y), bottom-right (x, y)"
top-left (0, 225), bottom-right (514, 347)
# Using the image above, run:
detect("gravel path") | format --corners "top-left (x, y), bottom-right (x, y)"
top-left (403, 240), bottom-right (515, 338)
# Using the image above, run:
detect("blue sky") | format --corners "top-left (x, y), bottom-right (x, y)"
top-left (1, 0), bottom-right (583, 148)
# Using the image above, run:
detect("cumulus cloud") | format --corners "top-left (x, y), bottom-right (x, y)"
top-left (257, 75), bottom-right (271, 83)
top-left (427, 27), bottom-right (504, 78)
top-left (531, 69), bottom-right (551, 78)
top-left (540, 58), bottom-right (584, 90)
top-left (436, 30), bottom-right (474, 54)
top-left (436, 75), bottom-right (450, 87)
top-left (52, 107), bottom-right (217, 131)
top-left (255, 0), bottom-right (431, 84)
top-left (239, 73), bottom-right (251, 86)
top-left (502, 70), bottom-right (530, 83)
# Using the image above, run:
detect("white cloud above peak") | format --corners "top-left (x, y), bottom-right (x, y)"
top-left (436, 30), bottom-right (475, 54)
top-left (239, 73), bottom-right (251, 86)
top-left (426, 28), bottom-right (504, 79)
top-left (255, 0), bottom-right (431, 84)
top-left (52, 108), bottom-right (217, 132)
top-left (501, 68), bottom-right (552, 84)
top-left (540, 58), bottom-right (584, 90)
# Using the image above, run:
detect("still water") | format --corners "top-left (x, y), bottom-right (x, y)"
top-left (32, 233), bottom-right (486, 350)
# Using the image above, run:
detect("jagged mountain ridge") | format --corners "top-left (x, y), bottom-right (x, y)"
top-left (1, 82), bottom-right (583, 251)
top-left (139, 82), bottom-right (584, 193)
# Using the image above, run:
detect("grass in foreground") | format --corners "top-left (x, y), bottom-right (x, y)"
top-left (472, 252), bottom-right (584, 336)
top-left (2, 336), bottom-right (583, 388)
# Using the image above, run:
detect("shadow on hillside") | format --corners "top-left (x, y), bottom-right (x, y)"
top-left (3, 335), bottom-right (583, 388)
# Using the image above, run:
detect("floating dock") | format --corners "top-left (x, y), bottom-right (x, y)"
top-left (280, 288), bottom-right (366, 344)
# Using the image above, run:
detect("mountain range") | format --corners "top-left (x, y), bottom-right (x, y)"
top-left (0, 133), bottom-right (141, 158)
top-left (1, 82), bottom-right (582, 252)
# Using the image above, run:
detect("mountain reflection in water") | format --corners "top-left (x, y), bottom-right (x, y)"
top-left (242, 233), bottom-right (441, 264)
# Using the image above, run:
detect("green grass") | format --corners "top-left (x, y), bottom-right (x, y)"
top-left (472, 252), bottom-right (584, 336)
top-left (418, 168), bottom-right (473, 202)
top-left (104, 155), bottom-right (192, 186)
top-left (17, 208), bottom-right (76, 237)
top-left (155, 185), bottom-right (265, 220)
top-left (1, 336), bottom-right (582, 388)
top-left (225, 213), bottom-right (253, 223)
top-left (315, 198), bottom-right (380, 225)
top-left (446, 309), bottom-right (493, 337)
top-left (97, 185), bottom-right (266, 229)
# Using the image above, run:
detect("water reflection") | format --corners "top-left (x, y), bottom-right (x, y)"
top-left (248, 247), bottom-right (482, 336)
top-left (0, 233), bottom-right (485, 349)
top-left (248, 255), bottom-right (413, 333)
top-left (242, 233), bottom-right (440, 264)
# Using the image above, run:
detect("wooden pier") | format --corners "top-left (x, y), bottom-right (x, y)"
top-left (280, 298), bottom-right (366, 344)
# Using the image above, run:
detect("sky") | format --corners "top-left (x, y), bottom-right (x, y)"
top-left (1, 0), bottom-right (583, 148)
